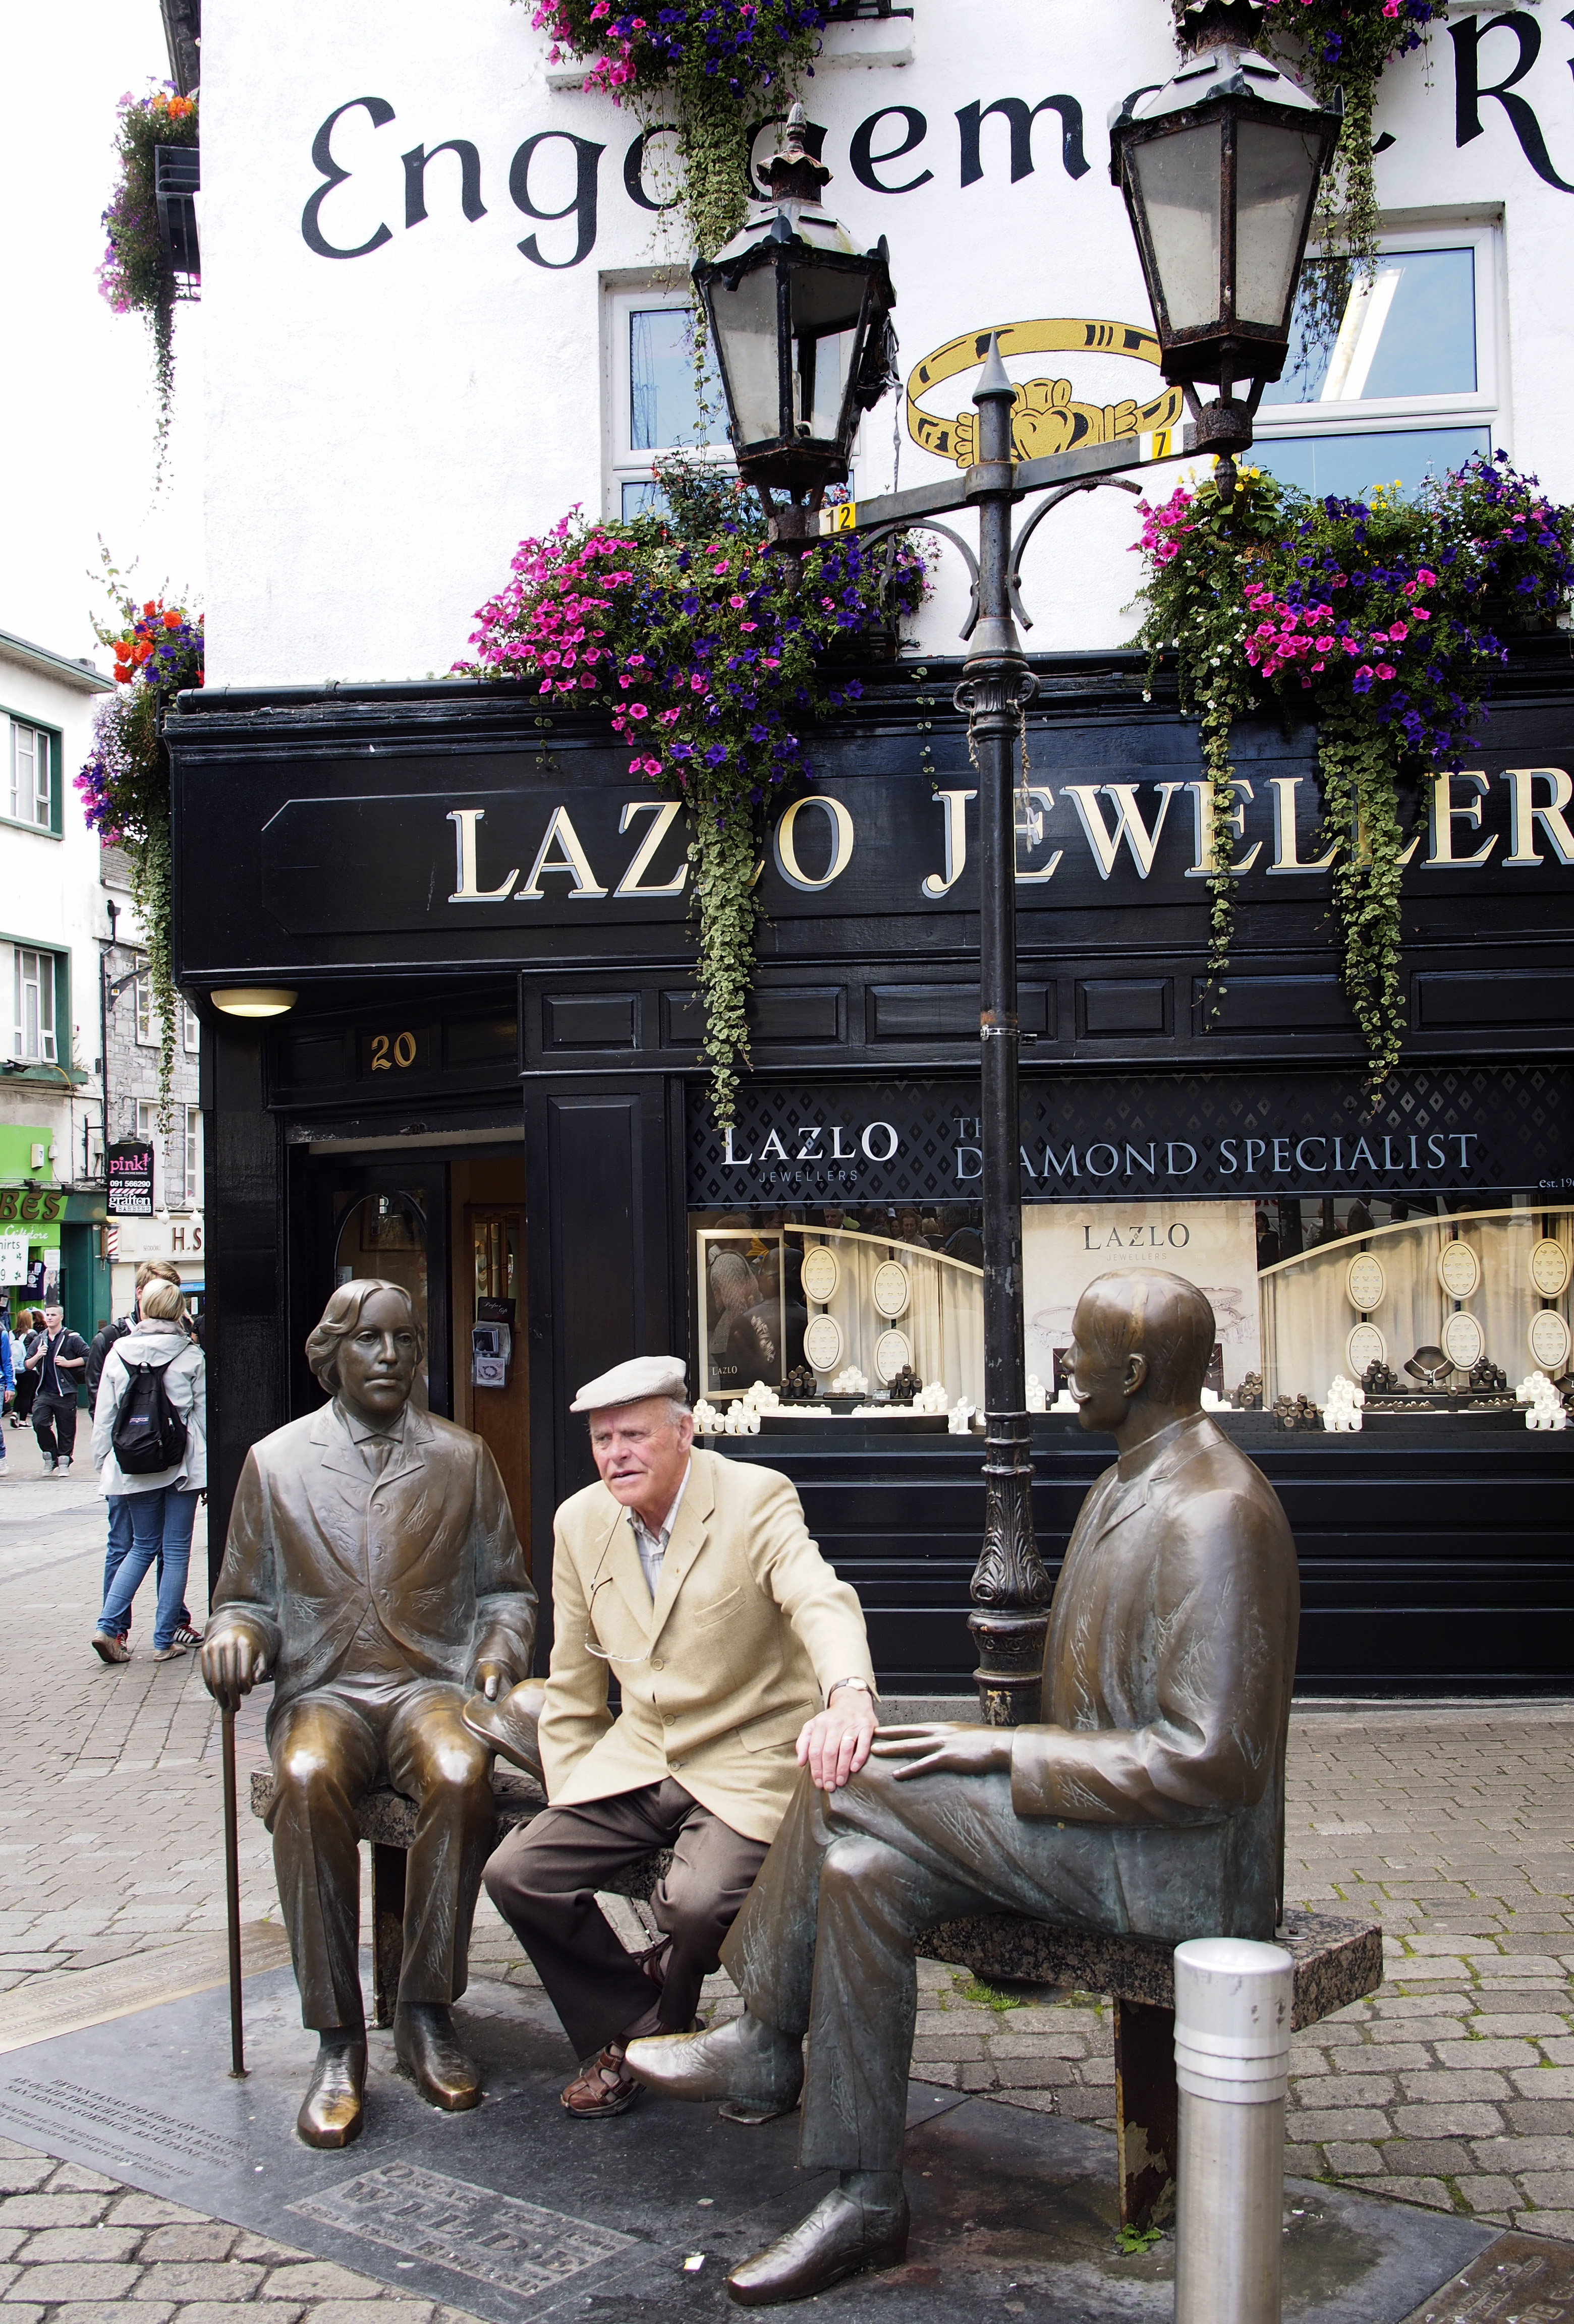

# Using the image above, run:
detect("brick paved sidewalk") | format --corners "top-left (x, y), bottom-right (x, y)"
top-left (2, 1474), bottom-right (1570, 2269)
top-left (0, 2137), bottom-right (484, 2324)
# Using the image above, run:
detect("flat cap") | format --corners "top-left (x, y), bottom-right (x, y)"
top-left (570, 1355), bottom-right (688, 1415)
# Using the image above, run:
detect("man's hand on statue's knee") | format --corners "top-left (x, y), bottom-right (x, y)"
top-left (870, 1723), bottom-right (1013, 1781)
top-left (201, 1626), bottom-right (269, 1711)
top-left (797, 1694), bottom-right (878, 1792)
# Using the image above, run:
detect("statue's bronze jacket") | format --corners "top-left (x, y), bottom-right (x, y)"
top-left (1011, 1411), bottom-right (1300, 1938)
top-left (212, 1400), bottom-right (536, 1726)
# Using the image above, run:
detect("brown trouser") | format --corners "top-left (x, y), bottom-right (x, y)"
top-left (267, 1679), bottom-right (494, 2032)
top-left (484, 1779), bottom-right (769, 2060)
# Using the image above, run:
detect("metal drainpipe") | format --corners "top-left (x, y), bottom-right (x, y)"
top-left (1173, 1937), bottom-right (1294, 2324)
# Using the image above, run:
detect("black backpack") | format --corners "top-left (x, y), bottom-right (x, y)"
top-left (111, 1359), bottom-right (189, 1476)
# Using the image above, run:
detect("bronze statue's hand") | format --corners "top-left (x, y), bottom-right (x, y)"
top-left (470, 1657), bottom-right (513, 1702)
top-left (200, 1629), bottom-right (268, 1711)
top-left (796, 1694), bottom-right (878, 1793)
top-left (870, 1723), bottom-right (1014, 1781)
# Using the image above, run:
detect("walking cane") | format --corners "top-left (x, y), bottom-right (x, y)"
top-left (221, 1703), bottom-right (248, 2078)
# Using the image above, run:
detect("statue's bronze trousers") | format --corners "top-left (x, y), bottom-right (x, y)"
top-left (721, 1763), bottom-right (1126, 2174)
top-left (265, 1679), bottom-right (493, 2030)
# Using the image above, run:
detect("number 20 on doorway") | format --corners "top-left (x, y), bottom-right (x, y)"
top-left (370, 1031), bottom-right (418, 1070)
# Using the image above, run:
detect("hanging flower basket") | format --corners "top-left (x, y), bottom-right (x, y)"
top-left (97, 86), bottom-right (199, 474)
top-left (1130, 450), bottom-right (1574, 1092)
top-left (76, 589), bottom-right (205, 1121)
top-left (456, 468), bottom-right (927, 1124)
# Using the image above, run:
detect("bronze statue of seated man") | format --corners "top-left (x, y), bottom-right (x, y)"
top-left (626, 1268), bottom-right (1300, 2308)
top-left (201, 1281), bottom-right (536, 2148)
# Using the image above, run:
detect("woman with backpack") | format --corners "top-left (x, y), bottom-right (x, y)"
top-left (89, 1280), bottom-right (206, 1665)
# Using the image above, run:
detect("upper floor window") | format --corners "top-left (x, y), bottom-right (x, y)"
top-left (13, 947), bottom-right (60, 1064)
top-left (181, 1105), bottom-right (202, 1208)
top-left (4, 716), bottom-right (60, 833)
top-left (606, 287), bottom-right (728, 519)
top-left (181, 997), bottom-right (200, 1054)
top-left (136, 969), bottom-right (154, 1046)
top-left (1252, 225), bottom-right (1498, 502)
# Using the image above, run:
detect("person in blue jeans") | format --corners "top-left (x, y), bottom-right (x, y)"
top-left (89, 1280), bottom-right (206, 1664)
top-left (90, 1262), bottom-right (198, 1646)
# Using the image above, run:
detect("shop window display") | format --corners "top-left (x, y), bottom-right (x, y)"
top-left (688, 1192), bottom-right (1572, 1435)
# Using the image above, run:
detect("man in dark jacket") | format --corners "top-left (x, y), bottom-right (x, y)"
top-left (627, 1269), bottom-right (1301, 2307)
top-left (28, 1307), bottom-right (89, 1473)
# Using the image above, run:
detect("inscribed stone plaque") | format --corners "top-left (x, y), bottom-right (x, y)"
top-left (291, 2160), bottom-right (636, 2299)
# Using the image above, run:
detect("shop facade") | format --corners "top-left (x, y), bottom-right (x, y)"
top-left (172, 644), bottom-right (1574, 1693)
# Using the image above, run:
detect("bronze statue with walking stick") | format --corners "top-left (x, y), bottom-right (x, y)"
top-left (201, 1282), bottom-right (536, 2148)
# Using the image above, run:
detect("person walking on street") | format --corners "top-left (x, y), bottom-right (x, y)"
top-left (28, 1305), bottom-right (88, 1472)
top-left (12, 1311), bottom-right (45, 1426)
top-left (89, 1281), bottom-right (206, 1665)
top-left (90, 1262), bottom-right (198, 1650)
top-left (0, 1316), bottom-right (13, 1475)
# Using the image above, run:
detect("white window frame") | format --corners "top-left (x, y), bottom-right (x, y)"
top-left (13, 947), bottom-right (58, 1064)
top-left (181, 997), bottom-right (200, 1054)
top-left (1252, 219), bottom-right (1504, 460)
top-left (3, 715), bottom-right (57, 833)
top-left (135, 1101), bottom-right (160, 1206)
top-left (604, 279), bottom-right (733, 520)
top-left (135, 969), bottom-right (154, 1047)
top-left (181, 1106), bottom-right (202, 1210)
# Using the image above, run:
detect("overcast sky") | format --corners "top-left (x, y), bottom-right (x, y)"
top-left (1, 2), bottom-right (205, 668)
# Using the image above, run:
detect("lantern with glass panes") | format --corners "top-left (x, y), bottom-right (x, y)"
top-left (1109, 0), bottom-right (1338, 497)
top-left (692, 105), bottom-right (896, 547)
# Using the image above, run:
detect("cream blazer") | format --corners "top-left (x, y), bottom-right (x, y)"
top-left (539, 1447), bottom-right (876, 1843)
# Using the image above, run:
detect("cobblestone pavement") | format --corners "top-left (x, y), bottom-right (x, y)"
top-left (0, 2137), bottom-right (483, 2324)
top-left (2, 1451), bottom-right (1570, 2297)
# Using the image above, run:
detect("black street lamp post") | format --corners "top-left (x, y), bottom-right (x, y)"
top-left (695, 13), bottom-right (1336, 1721)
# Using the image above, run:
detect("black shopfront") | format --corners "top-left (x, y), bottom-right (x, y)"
top-left (171, 648), bottom-right (1574, 1694)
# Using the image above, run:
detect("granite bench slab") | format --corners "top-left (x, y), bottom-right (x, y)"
top-left (922, 1907), bottom-right (1384, 2032)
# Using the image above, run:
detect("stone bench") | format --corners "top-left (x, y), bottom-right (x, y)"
top-left (250, 1771), bottom-right (1381, 2232)
top-left (247, 1770), bottom-right (665, 2027)
top-left (921, 1907), bottom-right (1384, 2233)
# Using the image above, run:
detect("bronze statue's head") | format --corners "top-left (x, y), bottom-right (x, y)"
top-left (1068, 1269), bottom-right (1216, 1434)
top-left (307, 1279), bottom-right (426, 1415)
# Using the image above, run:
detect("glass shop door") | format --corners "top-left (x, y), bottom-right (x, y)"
top-left (305, 1164), bottom-right (451, 1417)
top-left (459, 1198), bottom-right (530, 1568)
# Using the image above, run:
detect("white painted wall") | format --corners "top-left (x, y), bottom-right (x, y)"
top-left (200, 0), bottom-right (1574, 684)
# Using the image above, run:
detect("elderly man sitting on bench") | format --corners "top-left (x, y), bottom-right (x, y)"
top-left (627, 1268), bottom-right (1300, 2309)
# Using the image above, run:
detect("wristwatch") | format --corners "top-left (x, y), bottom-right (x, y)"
top-left (827, 1677), bottom-right (876, 1703)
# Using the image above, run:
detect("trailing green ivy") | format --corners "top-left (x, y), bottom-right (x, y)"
top-left (1131, 452), bottom-right (1574, 1090)
top-left (527, 0), bottom-right (832, 262)
top-left (457, 469), bottom-right (927, 1122)
top-left (1173, 1), bottom-right (1446, 363)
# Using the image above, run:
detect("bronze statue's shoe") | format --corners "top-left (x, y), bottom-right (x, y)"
top-left (727, 2182), bottom-right (910, 2307)
top-left (461, 1680), bottom-right (545, 1781)
top-left (394, 2002), bottom-right (482, 2111)
top-left (624, 2011), bottom-right (802, 2122)
top-left (297, 2034), bottom-right (366, 2149)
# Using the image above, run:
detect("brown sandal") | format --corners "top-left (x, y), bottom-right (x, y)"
top-left (560, 2046), bottom-right (642, 2119)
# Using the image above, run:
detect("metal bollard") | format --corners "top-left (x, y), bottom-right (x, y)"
top-left (1173, 1937), bottom-right (1294, 2324)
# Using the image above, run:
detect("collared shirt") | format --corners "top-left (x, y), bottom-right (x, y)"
top-left (337, 1401), bottom-right (408, 1477)
top-left (1112, 1409), bottom-right (1209, 1485)
top-left (628, 1462), bottom-right (690, 1601)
